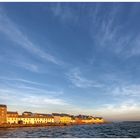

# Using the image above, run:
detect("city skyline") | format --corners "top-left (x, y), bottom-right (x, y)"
top-left (0, 3), bottom-right (140, 121)
top-left (0, 104), bottom-right (105, 126)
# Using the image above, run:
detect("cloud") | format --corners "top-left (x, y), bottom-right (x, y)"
top-left (1, 77), bottom-right (139, 121)
top-left (0, 53), bottom-right (49, 74)
top-left (1, 86), bottom-right (139, 121)
top-left (14, 61), bottom-right (40, 73)
top-left (90, 4), bottom-right (140, 59)
top-left (91, 5), bottom-right (116, 40)
top-left (126, 35), bottom-right (140, 57)
top-left (0, 76), bottom-right (46, 87)
top-left (101, 73), bottom-right (140, 98)
top-left (0, 76), bottom-right (64, 97)
top-left (95, 100), bottom-right (140, 121)
top-left (0, 7), bottom-right (62, 65)
top-left (49, 3), bottom-right (78, 24)
top-left (0, 87), bottom-right (67, 107)
top-left (102, 75), bottom-right (140, 98)
top-left (21, 95), bottom-right (67, 106)
top-left (112, 84), bottom-right (140, 97)
top-left (66, 68), bottom-right (103, 88)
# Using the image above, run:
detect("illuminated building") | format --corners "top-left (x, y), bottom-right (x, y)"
top-left (7, 111), bottom-right (18, 124)
top-left (52, 113), bottom-right (61, 123)
top-left (59, 114), bottom-right (72, 124)
top-left (0, 104), bottom-right (7, 124)
top-left (94, 117), bottom-right (104, 123)
top-left (0, 104), bottom-right (105, 125)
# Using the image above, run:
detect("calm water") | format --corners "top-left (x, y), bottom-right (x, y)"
top-left (0, 122), bottom-right (140, 138)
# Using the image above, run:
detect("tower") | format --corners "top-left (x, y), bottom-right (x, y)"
top-left (0, 104), bottom-right (7, 125)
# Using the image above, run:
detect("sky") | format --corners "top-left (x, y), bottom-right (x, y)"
top-left (0, 3), bottom-right (140, 121)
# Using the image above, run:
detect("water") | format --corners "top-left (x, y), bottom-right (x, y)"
top-left (0, 122), bottom-right (140, 138)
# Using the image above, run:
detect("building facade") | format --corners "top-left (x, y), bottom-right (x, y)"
top-left (52, 113), bottom-right (61, 123)
top-left (22, 111), bottom-right (33, 116)
top-left (0, 104), bottom-right (105, 125)
top-left (7, 114), bottom-right (54, 125)
top-left (59, 114), bottom-right (72, 124)
top-left (7, 111), bottom-right (19, 124)
top-left (94, 117), bottom-right (104, 123)
top-left (52, 113), bottom-right (72, 124)
top-left (0, 104), bottom-right (7, 125)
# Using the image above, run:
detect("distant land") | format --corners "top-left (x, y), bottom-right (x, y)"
top-left (0, 104), bottom-right (106, 128)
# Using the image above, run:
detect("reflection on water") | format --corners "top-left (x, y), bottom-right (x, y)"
top-left (0, 122), bottom-right (140, 138)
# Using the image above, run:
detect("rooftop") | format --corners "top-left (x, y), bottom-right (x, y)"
top-left (18, 115), bottom-right (54, 118)
top-left (23, 111), bottom-right (33, 114)
top-left (7, 111), bottom-right (18, 114)
top-left (0, 104), bottom-right (7, 107)
top-left (52, 113), bottom-right (61, 116)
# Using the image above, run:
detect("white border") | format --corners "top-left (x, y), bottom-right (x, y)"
top-left (0, 1), bottom-right (140, 139)
top-left (0, 0), bottom-right (140, 2)
top-left (0, 138), bottom-right (140, 139)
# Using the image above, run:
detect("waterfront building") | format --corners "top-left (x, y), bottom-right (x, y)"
top-left (75, 117), bottom-right (83, 124)
top-left (18, 116), bottom-right (38, 124)
top-left (0, 104), bottom-right (7, 124)
top-left (18, 116), bottom-right (34, 124)
top-left (82, 118), bottom-right (92, 123)
top-left (33, 113), bottom-right (54, 124)
top-left (71, 119), bottom-right (76, 123)
top-left (71, 116), bottom-right (76, 123)
top-left (59, 114), bottom-right (72, 124)
top-left (83, 116), bottom-right (95, 124)
top-left (22, 111), bottom-right (33, 116)
top-left (75, 115), bottom-right (84, 124)
top-left (52, 113), bottom-right (72, 124)
top-left (52, 113), bottom-right (61, 123)
top-left (9, 114), bottom-right (54, 125)
top-left (45, 114), bottom-right (54, 123)
top-left (91, 117), bottom-right (96, 123)
top-left (94, 117), bottom-right (104, 123)
top-left (7, 114), bottom-right (54, 125)
top-left (74, 115), bottom-right (94, 124)
top-left (0, 104), bottom-right (105, 125)
top-left (6, 109), bottom-right (54, 125)
top-left (7, 111), bottom-right (18, 124)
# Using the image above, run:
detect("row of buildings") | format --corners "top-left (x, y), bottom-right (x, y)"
top-left (0, 104), bottom-right (105, 125)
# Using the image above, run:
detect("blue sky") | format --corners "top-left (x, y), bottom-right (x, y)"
top-left (0, 3), bottom-right (140, 121)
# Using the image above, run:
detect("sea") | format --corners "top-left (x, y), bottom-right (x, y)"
top-left (0, 122), bottom-right (140, 138)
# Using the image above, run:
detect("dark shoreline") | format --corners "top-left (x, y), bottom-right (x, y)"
top-left (0, 122), bottom-right (107, 129)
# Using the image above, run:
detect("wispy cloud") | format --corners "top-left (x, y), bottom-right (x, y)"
top-left (95, 100), bottom-right (140, 121)
top-left (0, 76), bottom-right (46, 87)
top-left (66, 68), bottom-right (103, 88)
top-left (1, 77), bottom-right (139, 120)
top-left (100, 73), bottom-right (140, 98)
top-left (0, 53), bottom-right (47, 74)
top-left (0, 87), bottom-right (67, 107)
top-left (0, 7), bottom-right (62, 65)
top-left (126, 35), bottom-right (140, 57)
top-left (21, 95), bottom-right (67, 106)
top-left (50, 3), bottom-right (78, 24)
top-left (14, 61), bottom-right (40, 73)
top-left (111, 84), bottom-right (140, 97)
top-left (92, 6), bottom-right (124, 52)
top-left (90, 4), bottom-right (140, 59)
top-left (0, 76), bottom-right (64, 97)
top-left (0, 87), bottom-right (96, 114)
